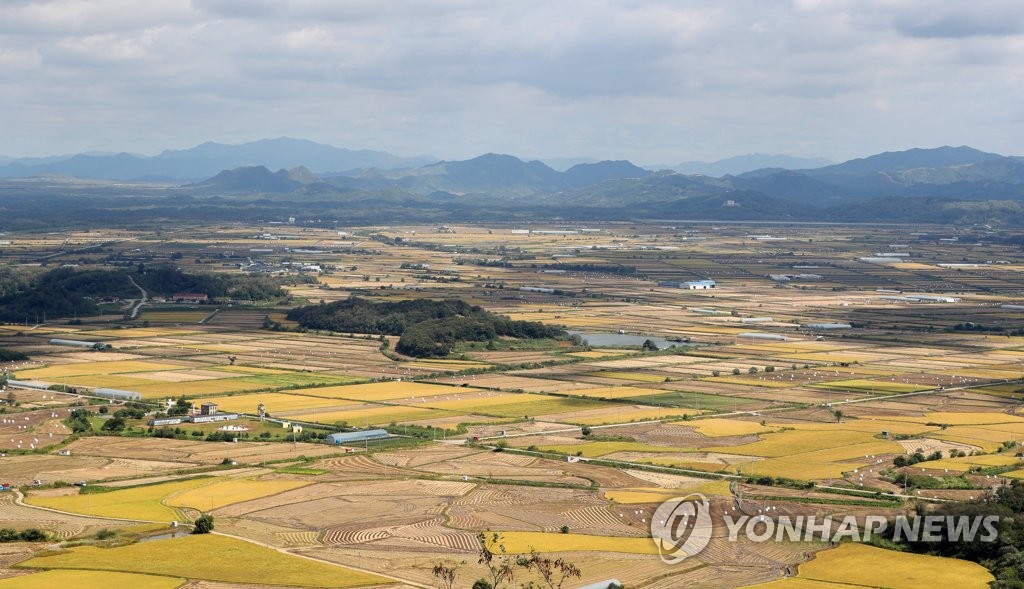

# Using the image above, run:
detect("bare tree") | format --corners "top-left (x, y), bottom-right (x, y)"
top-left (431, 560), bottom-right (460, 589)
top-left (477, 532), bottom-right (517, 588)
top-left (522, 549), bottom-right (582, 589)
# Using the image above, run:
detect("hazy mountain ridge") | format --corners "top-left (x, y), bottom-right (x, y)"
top-left (189, 146), bottom-right (1024, 216)
top-left (666, 153), bottom-right (834, 176)
top-left (0, 138), bottom-right (435, 181)
top-left (5, 142), bottom-right (1024, 227)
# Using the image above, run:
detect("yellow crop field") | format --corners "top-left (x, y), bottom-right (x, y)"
top-left (89, 328), bottom-right (202, 338)
top-left (495, 531), bottom-right (659, 555)
top-left (604, 482), bottom-right (732, 503)
top-left (703, 376), bottom-right (794, 388)
top-left (925, 454), bottom-right (1021, 472)
top-left (813, 379), bottom-right (931, 393)
top-left (683, 418), bottom-right (781, 437)
top-left (192, 392), bottom-right (340, 414)
top-left (743, 579), bottom-right (850, 589)
top-left (891, 412), bottom-right (1024, 426)
top-left (427, 395), bottom-right (605, 418)
top-left (587, 371), bottom-right (668, 383)
top-left (404, 359), bottom-right (490, 370)
top-left (140, 311), bottom-right (210, 323)
top-left (733, 441), bottom-right (904, 480)
top-left (568, 386), bottom-right (670, 399)
top-left (166, 478), bottom-right (310, 511)
top-left (131, 378), bottom-right (265, 399)
top-left (640, 457), bottom-right (733, 473)
top-left (744, 543), bottom-right (993, 589)
top-left (15, 360), bottom-right (179, 379)
top-left (216, 365), bottom-right (293, 375)
top-left (568, 350), bottom-right (634, 359)
top-left (25, 477), bottom-right (213, 521)
top-left (537, 441), bottom-right (686, 458)
top-left (787, 420), bottom-right (935, 437)
top-left (20, 533), bottom-right (388, 588)
top-left (289, 404), bottom-right (448, 426)
top-left (569, 406), bottom-right (703, 425)
top-left (713, 429), bottom-right (877, 458)
top-left (930, 427), bottom-right (1014, 452)
top-left (0, 570), bottom-right (184, 589)
top-left (296, 381), bottom-right (471, 402)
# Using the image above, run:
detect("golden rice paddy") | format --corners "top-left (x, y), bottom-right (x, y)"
top-left (20, 533), bottom-right (388, 588)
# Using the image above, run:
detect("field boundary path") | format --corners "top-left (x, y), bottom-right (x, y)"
top-left (212, 530), bottom-right (435, 589)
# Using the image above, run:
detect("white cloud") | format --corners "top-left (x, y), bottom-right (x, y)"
top-left (0, 0), bottom-right (1020, 161)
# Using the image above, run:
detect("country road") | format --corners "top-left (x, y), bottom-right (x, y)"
top-left (127, 275), bottom-right (148, 319)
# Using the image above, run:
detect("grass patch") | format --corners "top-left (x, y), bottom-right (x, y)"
top-left (625, 391), bottom-right (751, 410)
top-left (275, 466), bottom-right (329, 475)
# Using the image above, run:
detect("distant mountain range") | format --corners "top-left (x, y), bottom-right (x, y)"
top-left (0, 139), bottom-right (840, 183)
top-left (5, 139), bottom-right (1024, 227)
top-left (0, 138), bottom-right (436, 181)
top-left (660, 154), bottom-right (834, 176)
top-left (190, 145), bottom-right (1024, 207)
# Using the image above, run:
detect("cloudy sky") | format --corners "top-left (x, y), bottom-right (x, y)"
top-left (1, 0), bottom-right (1022, 163)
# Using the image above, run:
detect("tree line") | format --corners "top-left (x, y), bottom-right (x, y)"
top-left (0, 264), bottom-right (289, 322)
top-left (287, 297), bottom-right (568, 358)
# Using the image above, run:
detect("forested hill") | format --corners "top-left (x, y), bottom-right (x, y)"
top-left (287, 297), bottom-right (568, 357)
top-left (0, 266), bottom-right (290, 323)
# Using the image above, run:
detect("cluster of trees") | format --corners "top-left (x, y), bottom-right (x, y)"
top-left (0, 528), bottom-right (47, 542)
top-left (99, 403), bottom-right (148, 432)
top-left (0, 349), bottom-right (27, 362)
top-left (950, 322), bottom-right (1024, 336)
top-left (0, 265), bottom-right (289, 323)
top-left (65, 408), bottom-right (93, 434)
top-left (889, 482), bottom-right (1024, 588)
top-left (893, 449), bottom-right (951, 468)
top-left (532, 263), bottom-right (637, 275)
top-left (287, 297), bottom-right (567, 357)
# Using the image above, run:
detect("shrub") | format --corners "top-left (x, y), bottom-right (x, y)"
top-left (193, 514), bottom-right (214, 534)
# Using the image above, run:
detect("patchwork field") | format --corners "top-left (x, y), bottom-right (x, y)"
top-left (5, 221), bottom-right (1024, 587)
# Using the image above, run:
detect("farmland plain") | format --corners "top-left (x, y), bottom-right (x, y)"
top-left (3, 221), bottom-right (1024, 587)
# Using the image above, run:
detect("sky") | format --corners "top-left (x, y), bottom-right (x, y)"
top-left (1, 0), bottom-right (1022, 164)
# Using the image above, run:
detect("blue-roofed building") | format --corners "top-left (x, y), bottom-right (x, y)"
top-left (327, 429), bottom-right (390, 445)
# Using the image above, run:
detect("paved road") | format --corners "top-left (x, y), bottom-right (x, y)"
top-left (127, 275), bottom-right (148, 319)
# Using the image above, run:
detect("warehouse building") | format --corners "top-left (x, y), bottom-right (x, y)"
top-left (737, 332), bottom-right (788, 341)
top-left (802, 323), bottom-right (852, 330)
top-left (93, 388), bottom-right (142, 401)
top-left (327, 429), bottom-right (390, 445)
top-left (659, 280), bottom-right (717, 290)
